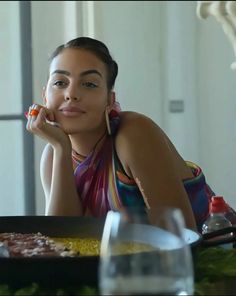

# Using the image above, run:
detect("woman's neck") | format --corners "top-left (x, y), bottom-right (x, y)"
top-left (70, 129), bottom-right (107, 157)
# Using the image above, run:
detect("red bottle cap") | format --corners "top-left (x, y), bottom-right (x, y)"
top-left (210, 196), bottom-right (227, 213)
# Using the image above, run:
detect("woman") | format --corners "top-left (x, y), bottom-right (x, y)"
top-left (26, 37), bottom-right (215, 231)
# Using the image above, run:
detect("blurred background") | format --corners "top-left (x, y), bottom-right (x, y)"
top-left (1, 1), bottom-right (236, 215)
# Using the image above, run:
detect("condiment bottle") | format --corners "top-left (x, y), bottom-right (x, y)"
top-left (202, 196), bottom-right (233, 249)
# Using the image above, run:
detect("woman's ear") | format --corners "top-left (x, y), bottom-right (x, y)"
top-left (107, 91), bottom-right (116, 111)
top-left (42, 86), bottom-right (47, 105)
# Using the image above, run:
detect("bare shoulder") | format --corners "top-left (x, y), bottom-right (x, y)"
top-left (115, 111), bottom-right (169, 175)
top-left (116, 111), bottom-right (166, 146)
top-left (115, 111), bottom-right (193, 180)
top-left (119, 111), bottom-right (156, 125)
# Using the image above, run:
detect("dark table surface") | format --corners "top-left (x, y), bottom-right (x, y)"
top-left (0, 245), bottom-right (236, 296)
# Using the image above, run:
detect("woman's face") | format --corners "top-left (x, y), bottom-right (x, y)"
top-left (44, 48), bottom-right (112, 135)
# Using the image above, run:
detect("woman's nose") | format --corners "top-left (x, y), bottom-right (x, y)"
top-left (65, 86), bottom-right (80, 101)
top-left (65, 96), bottom-right (79, 101)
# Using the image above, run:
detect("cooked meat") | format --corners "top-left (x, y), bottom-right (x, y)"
top-left (0, 232), bottom-right (78, 258)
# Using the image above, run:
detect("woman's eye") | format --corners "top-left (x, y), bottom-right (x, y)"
top-left (53, 81), bottom-right (67, 87)
top-left (82, 82), bottom-right (97, 88)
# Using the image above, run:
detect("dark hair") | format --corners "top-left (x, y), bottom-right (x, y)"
top-left (50, 37), bottom-right (118, 91)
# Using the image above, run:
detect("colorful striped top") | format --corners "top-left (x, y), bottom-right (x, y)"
top-left (114, 149), bottom-right (215, 232)
top-left (72, 138), bottom-right (216, 232)
top-left (71, 108), bottom-right (217, 232)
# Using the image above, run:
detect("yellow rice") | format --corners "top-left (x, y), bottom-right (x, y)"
top-left (52, 237), bottom-right (101, 256)
top-left (52, 237), bottom-right (155, 256)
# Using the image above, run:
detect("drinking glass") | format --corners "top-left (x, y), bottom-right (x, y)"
top-left (99, 207), bottom-right (194, 295)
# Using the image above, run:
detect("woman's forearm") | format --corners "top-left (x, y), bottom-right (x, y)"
top-left (46, 146), bottom-right (82, 216)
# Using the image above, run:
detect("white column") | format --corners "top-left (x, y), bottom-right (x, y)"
top-left (63, 1), bottom-right (80, 41)
top-left (82, 1), bottom-right (95, 38)
top-left (161, 1), bottom-right (200, 163)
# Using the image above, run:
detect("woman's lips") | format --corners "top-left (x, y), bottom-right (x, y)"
top-left (59, 106), bottom-right (86, 117)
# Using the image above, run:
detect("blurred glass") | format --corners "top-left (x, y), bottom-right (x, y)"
top-left (99, 207), bottom-right (194, 295)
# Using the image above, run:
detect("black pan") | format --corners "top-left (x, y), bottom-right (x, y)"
top-left (0, 215), bottom-right (201, 288)
top-left (0, 216), bottom-right (105, 288)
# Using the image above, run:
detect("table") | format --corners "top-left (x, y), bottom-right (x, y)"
top-left (1, 246), bottom-right (235, 295)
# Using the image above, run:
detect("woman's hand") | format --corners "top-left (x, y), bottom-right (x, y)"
top-left (26, 104), bottom-right (71, 150)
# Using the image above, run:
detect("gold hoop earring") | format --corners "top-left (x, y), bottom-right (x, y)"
top-left (105, 108), bottom-right (111, 135)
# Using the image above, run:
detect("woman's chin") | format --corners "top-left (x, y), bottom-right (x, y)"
top-left (61, 126), bottom-right (85, 135)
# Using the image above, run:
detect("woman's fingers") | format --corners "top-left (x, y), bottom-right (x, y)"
top-left (44, 107), bottom-right (55, 122)
top-left (27, 103), bottom-right (41, 128)
top-left (26, 105), bottom-right (69, 149)
top-left (26, 104), bottom-right (63, 139)
top-left (26, 104), bottom-right (46, 131)
top-left (26, 104), bottom-right (56, 128)
top-left (34, 107), bottom-right (47, 129)
top-left (26, 104), bottom-right (38, 131)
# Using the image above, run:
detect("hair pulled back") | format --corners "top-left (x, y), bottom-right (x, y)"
top-left (50, 37), bottom-right (118, 91)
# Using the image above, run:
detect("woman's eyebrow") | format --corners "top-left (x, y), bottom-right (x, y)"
top-left (51, 70), bottom-right (71, 76)
top-left (80, 69), bottom-right (102, 78)
top-left (51, 69), bottom-right (103, 78)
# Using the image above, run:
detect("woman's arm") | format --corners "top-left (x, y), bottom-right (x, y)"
top-left (40, 143), bottom-right (82, 216)
top-left (27, 106), bottom-right (82, 216)
top-left (116, 112), bottom-right (197, 230)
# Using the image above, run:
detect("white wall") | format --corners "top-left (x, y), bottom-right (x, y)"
top-left (0, 1), bottom-right (22, 114)
top-left (92, 1), bottom-right (163, 126)
top-left (0, 2), bottom-right (25, 215)
top-left (30, 1), bottom-right (236, 213)
top-left (161, 2), bottom-right (200, 163)
top-left (197, 15), bottom-right (236, 206)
